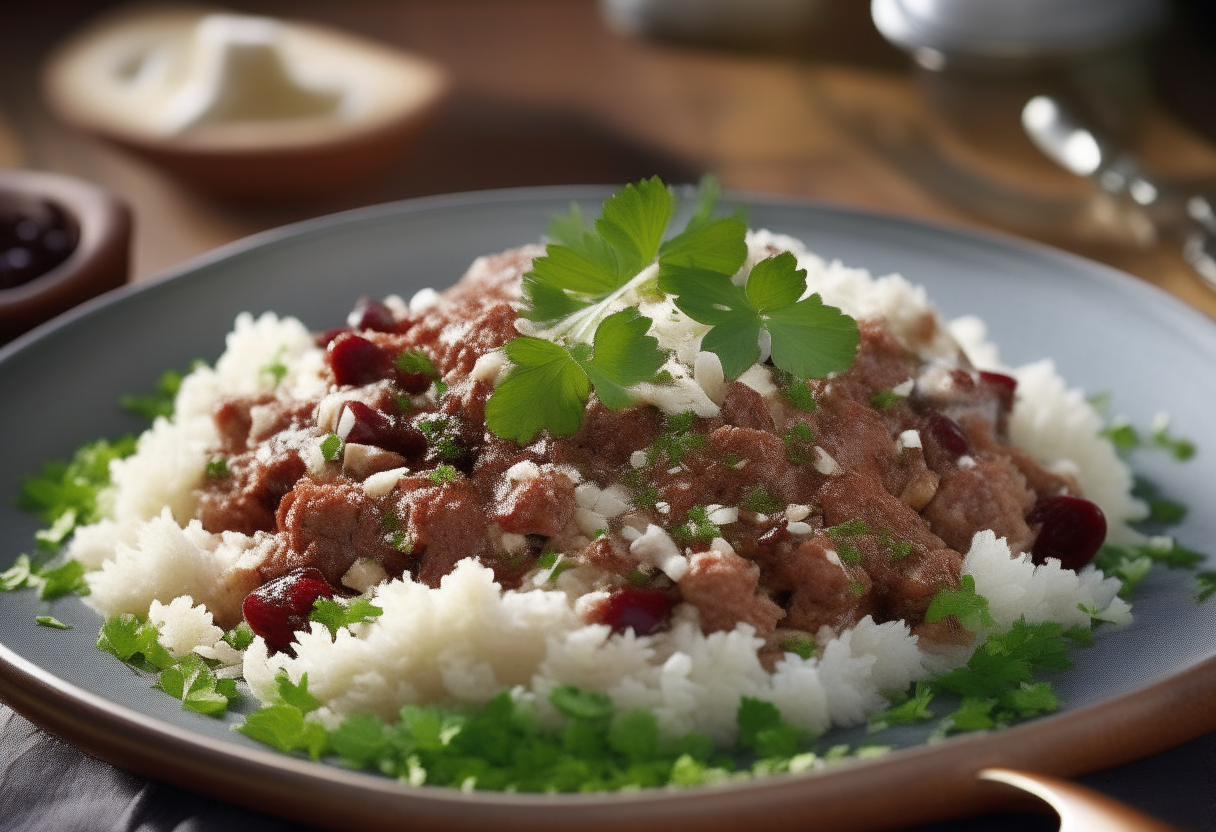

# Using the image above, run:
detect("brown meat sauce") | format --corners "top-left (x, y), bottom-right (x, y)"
top-left (199, 247), bottom-right (1087, 654)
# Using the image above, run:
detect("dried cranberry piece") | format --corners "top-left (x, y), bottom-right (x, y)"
top-left (242, 567), bottom-right (335, 653)
top-left (395, 368), bottom-right (435, 395)
top-left (597, 588), bottom-right (672, 636)
top-left (950, 368), bottom-right (976, 391)
top-left (315, 326), bottom-right (351, 348)
top-left (928, 413), bottom-right (969, 457)
top-left (980, 371), bottom-right (1018, 411)
top-left (1028, 495), bottom-right (1106, 571)
top-left (347, 297), bottom-right (399, 333)
top-left (337, 400), bottom-right (427, 458)
top-left (328, 332), bottom-right (393, 386)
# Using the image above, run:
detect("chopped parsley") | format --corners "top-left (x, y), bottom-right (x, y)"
top-left (236, 682), bottom-right (879, 791)
top-left (868, 682), bottom-right (934, 732)
top-left (96, 613), bottom-right (176, 672)
top-left (740, 485), bottom-right (784, 514)
top-left (205, 457), bottom-right (229, 478)
top-left (427, 464), bottom-right (460, 484)
top-left (671, 505), bottom-right (720, 544)
top-left (120, 368), bottom-right (185, 421)
top-left (18, 436), bottom-right (136, 549)
top-left (395, 349), bottom-right (440, 379)
top-left (536, 551), bottom-right (577, 582)
top-left (1196, 572), bottom-right (1216, 603)
top-left (35, 615), bottom-right (71, 629)
top-left (869, 389), bottom-right (902, 412)
top-left (1102, 412), bottom-right (1196, 461)
top-left (0, 554), bottom-right (89, 601)
top-left (417, 417), bottom-right (463, 462)
top-left (154, 654), bottom-right (239, 717)
top-left (774, 368), bottom-right (816, 411)
top-left (262, 352), bottom-right (288, 384)
top-left (319, 433), bottom-right (343, 462)
top-left (923, 574), bottom-right (996, 632)
top-left (782, 423), bottom-right (814, 465)
top-left (310, 596), bottom-right (384, 637)
top-left (1094, 537), bottom-right (1203, 598)
top-left (779, 635), bottom-right (816, 660)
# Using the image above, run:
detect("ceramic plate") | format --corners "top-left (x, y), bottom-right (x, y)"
top-left (2, 187), bottom-right (1215, 831)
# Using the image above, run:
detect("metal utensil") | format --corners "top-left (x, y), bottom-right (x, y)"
top-left (1022, 93), bottom-right (1216, 290)
top-left (980, 768), bottom-right (1181, 832)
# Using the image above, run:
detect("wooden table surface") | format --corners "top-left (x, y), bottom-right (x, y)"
top-left (3, 0), bottom-right (1216, 318)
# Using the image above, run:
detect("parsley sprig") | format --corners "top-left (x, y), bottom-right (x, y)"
top-left (660, 251), bottom-right (859, 380)
top-left (485, 177), bottom-right (859, 443)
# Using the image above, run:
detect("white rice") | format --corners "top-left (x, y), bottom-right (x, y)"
top-left (72, 232), bottom-right (1140, 740)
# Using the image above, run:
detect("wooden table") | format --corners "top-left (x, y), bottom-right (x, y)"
top-left (3, 0), bottom-right (1216, 317)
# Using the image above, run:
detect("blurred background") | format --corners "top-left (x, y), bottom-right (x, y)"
top-left (1, 0), bottom-right (1215, 311)
top-left (3, 1), bottom-right (1216, 829)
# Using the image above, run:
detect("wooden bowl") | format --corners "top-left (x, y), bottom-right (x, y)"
top-left (0, 169), bottom-right (131, 343)
top-left (42, 7), bottom-right (449, 200)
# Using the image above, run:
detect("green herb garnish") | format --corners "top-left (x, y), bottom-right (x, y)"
top-left (205, 457), bottom-right (229, 478)
top-left (310, 596), bottom-right (384, 637)
top-left (154, 654), bottom-right (239, 717)
top-left (120, 368), bottom-right (184, 421)
top-left (395, 349), bottom-right (440, 379)
top-left (485, 308), bottom-right (666, 443)
top-left (35, 615), bottom-right (71, 629)
top-left (320, 433), bottom-right (343, 462)
top-left (923, 574), bottom-right (996, 632)
top-left (18, 436), bottom-right (136, 549)
top-left (427, 464), bottom-right (460, 484)
top-left (661, 250), bottom-right (858, 381)
top-left (486, 177), bottom-right (857, 443)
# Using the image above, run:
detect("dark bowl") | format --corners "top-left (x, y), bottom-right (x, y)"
top-left (0, 169), bottom-right (131, 343)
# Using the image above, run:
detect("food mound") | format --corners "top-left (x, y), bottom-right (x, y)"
top-left (69, 181), bottom-right (1137, 751)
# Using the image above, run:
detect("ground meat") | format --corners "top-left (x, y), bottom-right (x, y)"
top-left (923, 458), bottom-right (1035, 553)
top-left (399, 480), bottom-right (498, 587)
top-left (494, 469), bottom-right (577, 539)
top-left (199, 244), bottom-right (1101, 650)
top-left (198, 445), bottom-right (308, 536)
top-left (765, 536), bottom-right (873, 633)
top-left (721, 382), bottom-right (775, 432)
top-left (266, 479), bottom-right (410, 587)
top-left (679, 549), bottom-right (784, 637)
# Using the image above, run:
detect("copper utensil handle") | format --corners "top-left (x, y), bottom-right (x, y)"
top-left (978, 768), bottom-right (1179, 832)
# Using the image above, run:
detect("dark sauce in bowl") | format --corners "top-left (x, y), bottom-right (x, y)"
top-left (0, 194), bottom-right (80, 289)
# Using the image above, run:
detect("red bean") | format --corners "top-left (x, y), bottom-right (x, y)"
top-left (980, 371), bottom-right (1018, 412)
top-left (596, 588), bottom-right (672, 636)
top-left (928, 413), bottom-right (970, 457)
top-left (347, 297), bottom-right (399, 333)
top-left (1028, 495), bottom-right (1107, 571)
top-left (242, 567), bottom-right (335, 653)
top-left (337, 400), bottom-right (427, 458)
top-left (327, 332), bottom-right (392, 386)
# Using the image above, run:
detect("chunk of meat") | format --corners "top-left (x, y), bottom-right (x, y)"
top-left (679, 548), bottom-right (784, 637)
top-left (267, 479), bottom-right (410, 587)
top-left (401, 480), bottom-right (497, 587)
top-left (721, 382), bottom-right (775, 432)
top-left (494, 468), bottom-right (577, 539)
top-left (771, 537), bottom-right (873, 633)
top-left (923, 458), bottom-right (1035, 553)
top-left (198, 447), bottom-right (307, 536)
